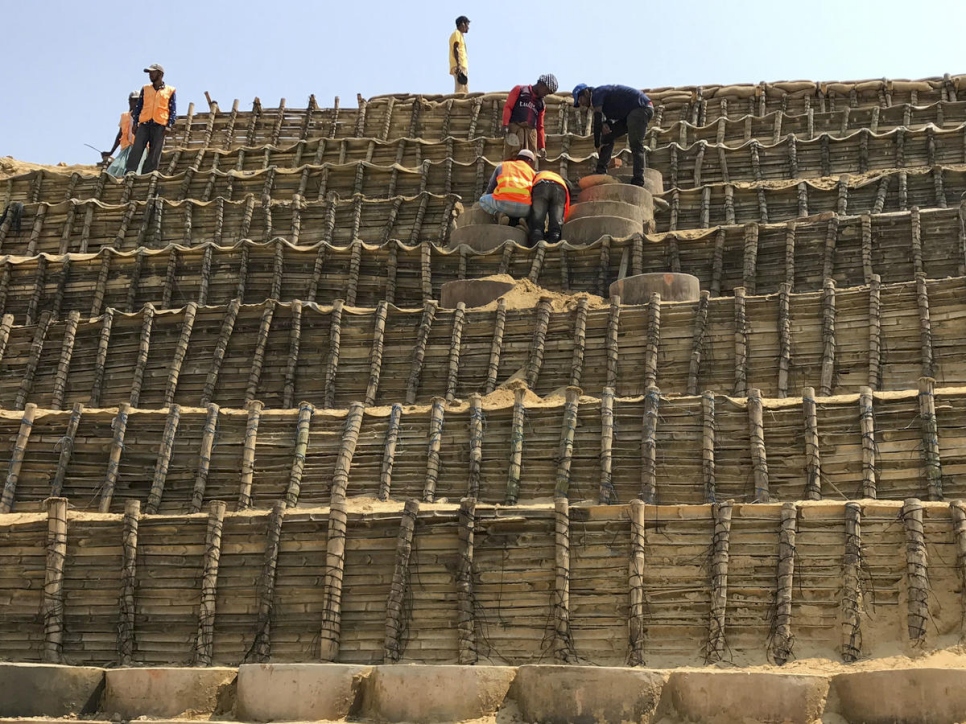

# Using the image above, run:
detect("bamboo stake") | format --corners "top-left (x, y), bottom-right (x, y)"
top-left (484, 299), bottom-right (507, 395)
top-left (916, 274), bottom-right (934, 379)
top-left (918, 377), bottom-right (943, 501)
top-left (194, 500), bottom-right (227, 666)
top-left (525, 297), bottom-right (554, 389)
top-left (144, 404), bottom-right (181, 514)
top-left (784, 221), bottom-right (796, 291)
top-left (701, 391), bottom-right (717, 503)
top-left (743, 223), bottom-right (758, 294)
top-left (748, 388), bottom-right (770, 502)
top-left (237, 401), bottom-right (264, 510)
top-left (48, 311), bottom-right (78, 411)
top-left (377, 404), bottom-right (403, 502)
top-left (0, 314), bottom-right (14, 366)
top-left (553, 387), bottom-right (582, 499)
top-left (319, 401), bottom-right (365, 662)
top-left (644, 293), bottom-right (661, 390)
top-left (384, 498), bottom-right (420, 663)
top-left (201, 299), bottom-right (240, 406)
top-left (770, 502), bottom-right (798, 665)
top-left (951, 500), bottom-right (966, 644)
top-left (868, 275), bottom-right (882, 390)
top-left (553, 497), bottom-right (577, 663)
top-left (606, 296), bottom-right (621, 391)
top-left (843, 502), bottom-right (863, 662)
top-left (365, 301), bottom-right (390, 406)
top-left (861, 215), bottom-right (875, 283)
top-left (445, 302), bottom-right (466, 402)
top-left (128, 304), bottom-right (155, 408)
top-left (802, 387), bottom-right (822, 500)
top-left (777, 283), bottom-right (791, 398)
top-left (600, 387), bottom-right (616, 504)
top-left (42, 497), bottom-right (67, 664)
top-left (245, 301), bottom-right (276, 403)
top-left (282, 300), bottom-right (303, 408)
top-left (569, 296), bottom-right (589, 388)
top-left (0, 403), bottom-right (38, 513)
top-left (191, 404), bottom-right (220, 513)
top-left (640, 385), bottom-right (661, 504)
top-left (164, 302), bottom-right (197, 407)
top-left (118, 499), bottom-right (140, 665)
top-left (423, 398), bottom-right (446, 503)
top-left (687, 291), bottom-right (710, 395)
top-left (51, 403), bottom-right (82, 498)
top-left (505, 385), bottom-right (528, 505)
top-left (99, 403), bottom-right (131, 513)
top-left (457, 496), bottom-right (477, 664)
top-left (284, 402), bottom-right (314, 508)
top-left (734, 288), bottom-right (748, 397)
top-left (467, 395), bottom-right (483, 500)
top-left (628, 499), bottom-right (647, 666)
top-left (16, 312), bottom-right (52, 410)
top-left (902, 498), bottom-right (929, 643)
top-left (252, 500), bottom-right (285, 662)
top-left (819, 280), bottom-right (837, 396)
top-left (708, 500), bottom-right (733, 664)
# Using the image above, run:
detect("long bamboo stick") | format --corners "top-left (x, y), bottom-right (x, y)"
top-left (42, 497), bottom-right (67, 664)
top-left (195, 500), bottom-right (227, 666)
top-left (384, 498), bottom-right (420, 663)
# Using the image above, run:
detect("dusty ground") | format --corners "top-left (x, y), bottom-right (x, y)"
top-left (0, 156), bottom-right (99, 181)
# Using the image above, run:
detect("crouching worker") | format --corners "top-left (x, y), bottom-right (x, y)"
top-left (478, 149), bottom-right (537, 227)
top-left (527, 170), bottom-right (572, 245)
top-left (573, 83), bottom-right (654, 187)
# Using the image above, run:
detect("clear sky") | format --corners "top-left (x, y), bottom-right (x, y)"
top-left (3, 0), bottom-right (962, 165)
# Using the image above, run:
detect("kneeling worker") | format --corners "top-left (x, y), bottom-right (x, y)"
top-left (573, 83), bottom-right (654, 187)
top-left (479, 149), bottom-right (537, 226)
top-left (527, 170), bottom-right (572, 246)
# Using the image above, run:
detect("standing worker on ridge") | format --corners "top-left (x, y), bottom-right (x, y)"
top-left (126, 63), bottom-right (177, 175)
top-left (502, 74), bottom-right (558, 161)
top-left (478, 149), bottom-right (537, 227)
top-left (102, 91), bottom-right (143, 177)
top-left (449, 16), bottom-right (470, 94)
top-left (573, 83), bottom-right (654, 187)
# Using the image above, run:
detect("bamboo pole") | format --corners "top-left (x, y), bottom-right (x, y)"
top-left (99, 403), bottom-right (132, 513)
top-left (90, 309), bottom-right (114, 407)
top-left (569, 296), bottom-right (589, 388)
top-left (191, 403), bottom-right (220, 513)
top-left (859, 387), bottom-right (877, 499)
top-left (708, 500), bottom-right (733, 664)
top-left (702, 391), bottom-right (717, 503)
top-left (843, 502), bottom-right (863, 663)
top-left (245, 301), bottom-right (276, 403)
top-left (377, 403), bottom-right (403, 502)
top-left (282, 300), bottom-right (303, 408)
top-left (868, 275), bottom-right (881, 390)
top-left (734, 288), bottom-right (748, 397)
top-left (525, 297), bottom-right (554, 389)
top-left (466, 394), bottom-right (483, 500)
top-left (384, 498), bottom-right (420, 663)
top-left (163, 302), bottom-right (197, 407)
top-left (687, 291), bottom-right (710, 396)
top-left (118, 499), bottom-right (140, 665)
top-left (902, 498), bottom-right (929, 642)
top-left (743, 223), bottom-right (759, 294)
top-left (406, 300), bottom-right (437, 405)
top-left (145, 405), bottom-right (181, 514)
top-left (0, 403), bottom-right (38, 513)
top-left (128, 304), bottom-right (156, 407)
top-left (285, 402), bottom-right (314, 508)
top-left (803, 387), bottom-right (822, 500)
top-left (505, 385), bottom-right (528, 505)
top-left (748, 389), bottom-right (770, 502)
top-left (195, 500), bottom-right (227, 666)
top-left (640, 385), bottom-right (661, 504)
top-left (252, 500), bottom-right (285, 662)
top-left (777, 283), bottom-right (791, 398)
top-left (365, 301), bottom-right (390, 406)
top-left (445, 302), bottom-right (466, 402)
top-left (606, 296), bottom-right (621, 391)
top-left (319, 401), bottom-right (365, 662)
top-left (423, 398), bottom-right (446, 503)
top-left (51, 311), bottom-right (80, 411)
top-left (820, 280), bottom-right (836, 396)
top-left (484, 298), bottom-right (507, 395)
top-left (770, 502), bottom-right (798, 665)
top-left (951, 500), bottom-right (966, 644)
top-left (918, 377), bottom-right (943, 501)
top-left (553, 387), bottom-right (582, 500)
top-left (457, 497), bottom-right (477, 664)
top-left (201, 298), bottom-right (240, 406)
top-left (916, 274), bottom-right (934, 379)
top-left (599, 387), bottom-right (615, 504)
top-left (237, 401), bottom-right (264, 510)
top-left (42, 497), bottom-right (67, 664)
top-left (628, 499), bottom-right (647, 666)
top-left (784, 221), bottom-right (797, 291)
top-left (553, 497), bottom-right (577, 663)
top-left (51, 403), bottom-right (82, 498)
top-left (16, 312), bottom-right (52, 410)
top-left (644, 293), bottom-right (661, 390)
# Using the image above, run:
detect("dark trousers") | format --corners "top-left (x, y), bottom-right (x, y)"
top-left (127, 121), bottom-right (167, 174)
top-left (596, 105), bottom-right (654, 184)
top-left (528, 181), bottom-right (567, 246)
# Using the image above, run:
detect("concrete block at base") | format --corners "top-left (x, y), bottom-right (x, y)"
top-left (577, 182), bottom-right (654, 210)
top-left (562, 216), bottom-right (642, 246)
top-left (236, 663), bottom-right (370, 722)
top-left (512, 665), bottom-right (667, 724)
top-left (657, 671), bottom-right (829, 724)
top-left (364, 664), bottom-right (516, 723)
top-left (610, 273), bottom-right (702, 304)
top-left (455, 203), bottom-right (498, 228)
top-left (568, 200), bottom-right (649, 224)
top-left (0, 663), bottom-right (104, 717)
top-left (102, 667), bottom-right (236, 719)
top-left (830, 668), bottom-right (966, 724)
top-left (440, 279), bottom-right (516, 308)
top-left (448, 224), bottom-right (528, 252)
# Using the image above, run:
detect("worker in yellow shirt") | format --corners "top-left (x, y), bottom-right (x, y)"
top-left (448, 16), bottom-right (470, 94)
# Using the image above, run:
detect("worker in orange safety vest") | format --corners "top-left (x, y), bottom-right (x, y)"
top-left (527, 170), bottom-right (574, 246)
top-left (102, 91), bottom-right (143, 177)
top-left (478, 149), bottom-right (537, 225)
top-left (126, 63), bottom-right (177, 174)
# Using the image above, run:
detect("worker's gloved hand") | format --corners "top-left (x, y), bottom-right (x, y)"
top-left (538, 148), bottom-right (547, 159)
top-left (101, 152), bottom-right (111, 160)
top-left (601, 122), bottom-right (612, 136)
top-left (502, 125), bottom-right (509, 135)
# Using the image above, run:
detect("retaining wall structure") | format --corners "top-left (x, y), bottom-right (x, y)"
top-left (2, 73), bottom-right (966, 722)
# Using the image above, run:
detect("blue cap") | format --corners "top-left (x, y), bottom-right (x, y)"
top-left (572, 83), bottom-right (589, 107)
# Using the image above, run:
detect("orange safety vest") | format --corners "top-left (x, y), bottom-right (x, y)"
top-left (140, 83), bottom-right (176, 126)
top-left (533, 171), bottom-right (571, 219)
top-left (493, 160), bottom-right (535, 205)
top-left (119, 112), bottom-right (135, 150)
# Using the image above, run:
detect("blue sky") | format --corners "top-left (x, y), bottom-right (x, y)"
top-left (3, 0), bottom-right (963, 165)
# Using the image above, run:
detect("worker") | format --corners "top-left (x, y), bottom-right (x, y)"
top-left (501, 74), bottom-right (558, 160)
top-left (527, 170), bottom-right (573, 246)
top-left (126, 63), bottom-right (177, 174)
top-left (449, 16), bottom-right (470, 94)
top-left (478, 149), bottom-right (537, 226)
top-left (102, 92), bottom-right (142, 177)
top-left (573, 83), bottom-right (654, 187)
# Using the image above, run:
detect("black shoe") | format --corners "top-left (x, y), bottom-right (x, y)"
top-left (630, 177), bottom-right (646, 187)
top-left (594, 166), bottom-right (607, 176)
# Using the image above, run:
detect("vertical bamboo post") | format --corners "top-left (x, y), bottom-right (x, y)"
top-left (127, 305), bottom-right (155, 408)
top-left (406, 300), bottom-right (438, 405)
top-left (484, 298), bottom-right (507, 395)
top-left (916, 274), bottom-right (934, 379)
top-left (423, 398), bottom-right (446, 503)
top-left (282, 300), bottom-right (303, 408)
top-left (51, 403), bottom-right (83, 498)
top-left (163, 302), bottom-right (197, 407)
top-left (285, 402), bottom-right (314, 508)
top-left (99, 403), bottom-right (132, 513)
top-left (553, 387), bottom-right (582, 500)
top-left (505, 385), bottom-right (528, 505)
top-left (628, 498), bottom-right (647, 666)
top-left (42, 497), bottom-right (68, 663)
top-left (252, 500), bottom-right (285, 662)
top-left (803, 387), bottom-right (822, 500)
top-left (445, 303), bottom-right (466, 402)
top-left (322, 300), bottom-right (346, 409)
top-left (201, 299), bottom-right (240, 406)
top-left (770, 502), bottom-right (798, 665)
top-left (553, 497), bottom-right (578, 663)
top-left (861, 215), bottom-right (875, 283)
top-left (734, 288), bottom-right (748, 397)
top-left (918, 377), bottom-right (943, 501)
top-left (237, 401), bottom-right (264, 510)
top-left (902, 498), bottom-right (929, 643)
top-left (525, 297), bottom-right (554, 390)
top-left (708, 500), bottom-right (733, 664)
top-left (644, 293), bottom-right (661, 390)
top-left (0, 403), bottom-right (38, 513)
top-left (245, 301), bottom-right (276, 404)
top-left (569, 297), bottom-right (589, 388)
top-left (820, 280), bottom-right (836, 396)
top-left (145, 404), bottom-right (181, 514)
top-left (118, 499), bottom-right (140, 665)
top-left (951, 500), bottom-right (966, 643)
top-left (843, 502), bottom-right (863, 662)
top-left (857, 387), bottom-right (878, 498)
top-left (748, 389), bottom-right (770, 502)
top-left (687, 291), bottom-right (710, 396)
top-left (457, 497), bottom-right (477, 664)
top-left (194, 499), bottom-right (227, 666)
top-left (606, 296), bottom-right (621, 391)
top-left (640, 385), bottom-right (661, 504)
top-left (701, 391), bottom-right (717, 503)
top-left (16, 312), bottom-right (52, 411)
top-left (51, 311), bottom-right (80, 411)
top-left (466, 395), bottom-right (484, 500)
top-left (868, 275), bottom-right (882, 390)
top-left (365, 301), bottom-right (390, 406)
top-left (599, 387), bottom-right (616, 504)
top-left (319, 401), bottom-right (366, 662)
top-left (743, 223), bottom-right (759, 294)
top-left (777, 283), bottom-right (791, 398)
top-left (377, 404), bottom-right (403, 502)
top-left (384, 498), bottom-right (420, 663)
top-left (191, 403), bottom-right (220, 513)
top-left (784, 220), bottom-right (797, 291)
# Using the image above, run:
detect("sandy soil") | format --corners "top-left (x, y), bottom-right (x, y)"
top-left (0, 156), bottom-right (99, 181)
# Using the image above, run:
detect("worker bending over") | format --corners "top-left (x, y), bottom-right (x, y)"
top-left (478, 149), bottom-right (537, 226)
top-left (502, 74), bottom-right (557, 160)
top-left (573, 83), bottom-right (653, 187)
top-left (527, 170), bottom-right (572, 246)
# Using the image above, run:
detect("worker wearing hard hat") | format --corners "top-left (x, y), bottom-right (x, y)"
top-left (573, 83), bottom-right (654, 187)
top-left (501, 74), bottom-right (558, 160)
top-left (478, 149), bottom-right (538, 226)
